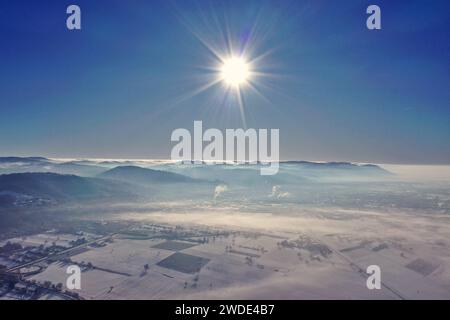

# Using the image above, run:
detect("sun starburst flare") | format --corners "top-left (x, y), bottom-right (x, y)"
top-left (220, 57), bottom-right (250, 88)
top-left (168, 3), bottom-right (286, 129)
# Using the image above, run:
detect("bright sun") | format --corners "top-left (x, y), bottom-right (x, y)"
top-left (220, 57), bottom-right (250, 87)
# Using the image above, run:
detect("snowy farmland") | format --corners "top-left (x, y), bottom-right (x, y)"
top-left (15, 211), bottom-right (450, 300)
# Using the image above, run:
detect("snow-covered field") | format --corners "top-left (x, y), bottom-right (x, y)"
top-left (24, 205), bottom-right (450, 300)
top-left (0, 232), bottom-right (91, 249)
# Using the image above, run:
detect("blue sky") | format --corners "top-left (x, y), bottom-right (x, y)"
top-left (0, 0), bottom-right (449, 164)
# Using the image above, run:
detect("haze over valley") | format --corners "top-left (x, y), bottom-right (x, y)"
top-left (1, 157), bottom-right (449, 300)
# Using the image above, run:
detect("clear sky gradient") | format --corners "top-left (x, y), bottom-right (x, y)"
top-left (0, 0), bottom-right (449, 164)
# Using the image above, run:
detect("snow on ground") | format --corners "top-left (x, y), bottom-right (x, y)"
top-left (1, 233), bottom-right (85, 249)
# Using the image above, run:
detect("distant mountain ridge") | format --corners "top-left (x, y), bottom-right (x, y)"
top-left (0, 156), bottom-right (50, 164)
top-left (0, 157), bottom-right (392, 184)
top-left (98, 165), bottom-right (206, 186)
top-left (0, 172), bottom-right (138, 203)
top-left (0, 157), bottom-right (106, 177)
top-left (282, 161), bottom-right (391, 174)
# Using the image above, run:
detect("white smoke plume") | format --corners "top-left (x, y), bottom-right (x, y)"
top-left (214, 184), bottom-right (228, 199)
top-left (270, 185), bottom-right (291, 199)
